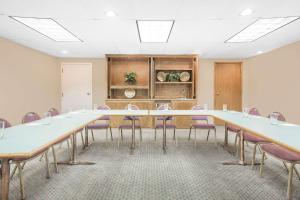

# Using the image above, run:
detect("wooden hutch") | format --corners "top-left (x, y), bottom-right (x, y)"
top-left (105, 54), bottom-right (198, 128)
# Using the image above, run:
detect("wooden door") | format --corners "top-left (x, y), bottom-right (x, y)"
top-left (214, 62), bottom-right (242, 123)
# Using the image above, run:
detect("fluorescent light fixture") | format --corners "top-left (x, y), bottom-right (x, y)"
top-left (136, 20), bottom-right (174, 43)
top-left (240, 8), bottom-right (253, 16)
top-left (61, 50), bottom-right (68, 54)
top-left (226, 17), bottom-right (299, 43)
top-left (257, 50), bottom-right (263, 54)
top-left (10, 16), bottom-right (82, 42)
top-left (106, 10), bottom-right (117, 17)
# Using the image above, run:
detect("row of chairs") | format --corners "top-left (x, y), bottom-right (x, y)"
top-left (86, 104), bottom-right (217, 148)
top-left (226, 108), bottom-right (300, 199)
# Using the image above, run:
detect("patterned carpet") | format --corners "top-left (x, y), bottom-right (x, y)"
top-left (6, 127), bottom-right (300, 200)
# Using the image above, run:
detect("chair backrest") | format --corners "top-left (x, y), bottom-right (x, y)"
top-left (48, 108), bottom-right (60, 117)
top-left (125, 104), bottom-right (139, 110)
top-left (268, 112), bottom-right (286, 122)
top-left (97, 104), bottom-right (111, 120)
top-left (0, 118), bottom-right (11, 128)
top-left (22, 112), bottom-right (41, 124)
top-left (191, 105), bottom-right (208, 121)
top-left (249, 108), bottom-right (260, 116)
top-left (157, 104), bottom-right (172, 110)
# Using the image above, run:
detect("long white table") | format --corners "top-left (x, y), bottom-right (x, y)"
top-left (1, 109), bottom-right (300, 200)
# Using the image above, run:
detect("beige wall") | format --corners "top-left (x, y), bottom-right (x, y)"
top-left (0, 38), bottom-right (60, 125)
top-left (243, 41), bottom-right (300, 124)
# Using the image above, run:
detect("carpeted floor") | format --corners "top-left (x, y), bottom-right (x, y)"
top-left (6, 127), bottom-right (300, 200)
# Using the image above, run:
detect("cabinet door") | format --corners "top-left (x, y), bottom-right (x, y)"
top-left (171, 100), bottom-right (197, 128)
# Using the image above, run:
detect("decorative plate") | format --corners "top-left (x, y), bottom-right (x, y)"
top-left (180, 72), bottom-right (190, 82)
top-left (157, 72), bottom-right (166, 82)
top-left (124, 88), bottom-right (136, 99)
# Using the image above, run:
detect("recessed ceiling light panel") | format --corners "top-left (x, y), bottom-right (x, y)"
top-left (10, 16), bottom-right (82, 42)
top-left (226, 17), bottom-right (299, 43)
top-left (106, 10), bottom-right (117, 17)
top-left (136, 20), bottom-right (175, 43)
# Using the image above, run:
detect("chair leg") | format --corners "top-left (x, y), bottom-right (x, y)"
top-left (139, 128), bottom-right (142, 143)
top-left (39, 153), bottom-right (45, 161)
top-left (67, 139), bottom-right (72, 160)
top-left (293, 166), bottom-right (300, 181)
top-left (110, 126), bottom-right (113, 141)
top-left (213, 128), bottom-right (217, 147)
top-left (105, 128), bottom-right (108, 146)
top-left (206, 129), bottom-right (210, 141)
top-left (45, 150), bottom-right (51, 179)
top-left (173, 128), bottom-right (175, 140)
top-left (118, 128), bottom-right (121, 148)
top-left (51, 146), bottom-right (58, 173)
top-left (287, 163), bottom-right (295, 200)
top-left (121, 129), bottom-right (124, 141)
top-left (194, 128), bottom-right (197, 147)
top-left (259, 152), bottom-right (265, 177)
top-left (80, 131), bottom-right (85, 148)
top-left (252, 143), bottom-right (258, 169)
top-left (234, 134), bottom-right (238, 155)
top-left (283, 161), bottom-right (289, 173)
top-left (188, 126), bottom-right (192, 140)
top-left (91, 130), bottom-right (95, 141)
top-left (154, 128), bottom-right (157, 140)
top-left (175, 128), bottom-right (178, 147)
top-left (16, 162), bottom-right (25, 200)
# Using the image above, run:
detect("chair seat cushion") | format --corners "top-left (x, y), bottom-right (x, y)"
top-left (227, 125), bottom-right (241, 133)
top-left (119, 124), bottom-right (141, 129)
top-left (123, 116), bottom-right (139, 120)
top-left (192, 123), bottom-right (215, 129)
top-left (155, 124), bottom-right (176, 129)
top-left (261, 143), bottom-right (300, 161)
top-left (243, 132), bottom-right (268, 143)
top-left (157, 116), bottom-right (174, 121)
top-left (98, 116), bottom-right (110, 120)
top-left (87, 123), bottom-right (109, 129)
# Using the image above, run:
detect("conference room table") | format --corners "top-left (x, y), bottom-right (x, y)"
top-left (1, 109), bottom-right (300, 199)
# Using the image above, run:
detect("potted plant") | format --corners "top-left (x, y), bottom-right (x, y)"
top-left (166, 72), bottom-right (180, 82)
top-left (124, 71), bottom-right (137, 84)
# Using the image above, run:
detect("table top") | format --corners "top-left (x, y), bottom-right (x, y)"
top-left (1, 109), bottom-right (300, 159)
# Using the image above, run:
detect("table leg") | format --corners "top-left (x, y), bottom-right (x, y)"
top-left (130, 119), bottom-right (136, 153)
top-left (224, 123), bottom-right (228, 146)
top-left (57, 132), bottom-right (95, 165)
top-left (162, 119), bottom-right (167, 152)
top-left (1, 159), bottom-right (10, 200)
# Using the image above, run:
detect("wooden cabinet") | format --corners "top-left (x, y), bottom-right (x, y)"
top-left (105, 54), bottom-right (199, 128)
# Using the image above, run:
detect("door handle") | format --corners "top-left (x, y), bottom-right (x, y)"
top-left (87, 92), bottom-right (90, 96)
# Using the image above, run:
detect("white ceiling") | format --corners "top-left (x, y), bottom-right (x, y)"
top-left (0, 0), bottom-right (300, 59)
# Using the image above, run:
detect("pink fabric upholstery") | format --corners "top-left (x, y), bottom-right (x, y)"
top-left (97, 105), bottom-right (111, 120)
top-left (227, 124), bottom-right (240, 133)
top-left (48, 108), bottom-right (60, 116)
top-left (261, 143), bottom-right (300, 161)
top-left (243, 132), bottom-right (268, 143)
top-left (87, 123), bottom-right (109, 129)
top-left (267, 112), bottom-right (286, 122)
top-left (22, 112), bottom-right (41, 124)
top-left (192, 123), bottom-right (215, 129)
top-left (119, 124), bottom-right (141, 129)
top-left (249, 108), bottom-right (260, 116)
top-left (155, 124), bottom-right (176, 129)
top-left (0, 118), bottom-right (11, 128)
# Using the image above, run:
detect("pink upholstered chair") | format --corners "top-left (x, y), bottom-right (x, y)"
top-left (118, 104), bottom-right (142, 147)
top-left (154, 104), bottom-right (177, 145)
top-left (87, 105), bottom-right (113, 144)
top-left (237, 108), bottom-right (269, 168)
top-left (0, 118), bottom-right (11, 128)
top-left (48, 107), bottom-right (60, 116)
top-left (188, 105), bottom-right (216, 146)
top-left (259, 112), bottom-right (299, 199)
top-left (22, 112), bottom-right (41, 123)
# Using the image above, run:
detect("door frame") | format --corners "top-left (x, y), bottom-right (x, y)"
top-left (213, 62), bottom-right (243, 111)
top-left (61, 62), bottom-right (93, 111)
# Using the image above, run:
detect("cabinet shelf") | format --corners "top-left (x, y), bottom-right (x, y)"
top-left (155, 82), bottom-right (192, 84)
top-left (110, 85), bottom-right (149, 89)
